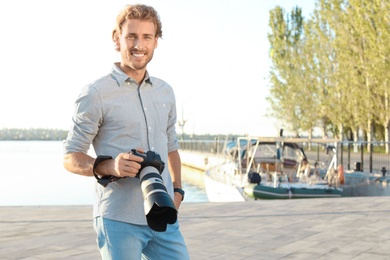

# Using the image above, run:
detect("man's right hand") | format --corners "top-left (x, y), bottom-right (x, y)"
top-left (95, 152), bottom-right (144, 178)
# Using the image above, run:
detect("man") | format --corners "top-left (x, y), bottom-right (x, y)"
top-left (63, 4), bottom-right (189, 259)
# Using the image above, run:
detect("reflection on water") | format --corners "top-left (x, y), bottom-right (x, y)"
top-left (182, 165), bottom-right (208, 203)
top-left (183, 181), bottom-right (208, 203)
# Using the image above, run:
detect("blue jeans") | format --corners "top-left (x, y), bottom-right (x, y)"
top-left (93, 217), bottom-right (190, 260)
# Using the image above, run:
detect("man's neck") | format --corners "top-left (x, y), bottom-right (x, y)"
top-left (116, 62), bottom-right (146, 85)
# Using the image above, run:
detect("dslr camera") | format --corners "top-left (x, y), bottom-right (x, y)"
top-left (131, 149), bottom-right (177, 232)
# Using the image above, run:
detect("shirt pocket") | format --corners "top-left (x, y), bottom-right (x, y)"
top-left (153, 100), bottom-right (171, 132)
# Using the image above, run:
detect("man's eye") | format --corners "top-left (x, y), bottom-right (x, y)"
top-left (126, 35), bottom-right (135, 40)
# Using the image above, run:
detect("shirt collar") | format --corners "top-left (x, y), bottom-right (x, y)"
top-left (111, 63), bottom-right (154, 87)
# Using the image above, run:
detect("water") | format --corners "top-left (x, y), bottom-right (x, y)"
top-left (0, 141), bottom-right (207, 206)
top-left (182, 181), bottom-right (208, 203)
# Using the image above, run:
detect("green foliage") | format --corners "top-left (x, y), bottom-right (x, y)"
top-left (267, 0), bottom-right (390, 141)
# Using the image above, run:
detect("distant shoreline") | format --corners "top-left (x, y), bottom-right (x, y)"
top-left (0, 128), bottom-right (68, 141)
top-left (0, 128), bottom-right (237, 141)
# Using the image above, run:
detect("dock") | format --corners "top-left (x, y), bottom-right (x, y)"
top-left (1, 196), bottom-right (390, 259)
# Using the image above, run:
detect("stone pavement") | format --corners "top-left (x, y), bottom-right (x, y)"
top-left (1, 196), bottom-right (390, 259)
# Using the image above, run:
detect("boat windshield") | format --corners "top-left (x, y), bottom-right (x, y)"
top-left (248, 143), bottom-right (304, 163)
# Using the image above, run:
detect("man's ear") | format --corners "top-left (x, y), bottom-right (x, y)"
top-left (154, 37), bottom-right (158, 49)
top-left (113, 31), bottom-right (120, 52)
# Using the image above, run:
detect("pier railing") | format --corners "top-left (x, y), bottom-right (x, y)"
top-left (179, 140), bottom-right (227, 155)
top-left (179, 140), bottom-right (390, 175)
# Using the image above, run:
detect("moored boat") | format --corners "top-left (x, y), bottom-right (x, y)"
top-left (244, 182), bottom-right (342, 200)
top-left (205, 136), bottom-right (343, 201)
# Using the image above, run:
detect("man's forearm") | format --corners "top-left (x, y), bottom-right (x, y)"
top-left (63, 152), bottom-right (95, 177)
top-left (168, 150), bottom-right (182, 188)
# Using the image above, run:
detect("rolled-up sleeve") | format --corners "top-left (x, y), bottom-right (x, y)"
top-left (63, 85), bottom-right (102, 154)
top-left (167, 89), bottom-right (180, 153)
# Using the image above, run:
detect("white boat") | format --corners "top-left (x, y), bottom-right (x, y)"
top-left (204, 136), bottom-right (343, 201)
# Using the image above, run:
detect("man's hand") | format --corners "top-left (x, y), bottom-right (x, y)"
top-left (95, 152), bottom-right (144, 178)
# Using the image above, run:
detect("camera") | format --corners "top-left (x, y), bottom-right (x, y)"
top-left (131, 149), bottom-right (177, 232)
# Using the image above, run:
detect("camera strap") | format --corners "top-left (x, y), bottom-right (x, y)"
top-left (93, 155), bottom-right (121, 187)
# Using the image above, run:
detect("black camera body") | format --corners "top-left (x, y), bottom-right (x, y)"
top-left (131, 149), bottom-right (165, 175)
top-left (131, 149), bottom-right (177, 232)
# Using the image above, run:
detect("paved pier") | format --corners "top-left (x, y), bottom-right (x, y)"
top-left (1, 196), bottom-right (390, 259)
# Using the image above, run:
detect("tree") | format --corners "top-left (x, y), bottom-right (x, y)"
top-left (267, 6), bottom-right (308, 136)
top-left (267, 0), bottom-right (390, 150)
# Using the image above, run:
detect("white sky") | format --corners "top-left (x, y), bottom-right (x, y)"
top-left (0, 0), bottom-right (315, 136)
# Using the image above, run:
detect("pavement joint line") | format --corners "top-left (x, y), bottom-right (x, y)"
top-left (179, 209), bottom-right (390, 219)
top-left (0, 220), bottom-right (91, 223)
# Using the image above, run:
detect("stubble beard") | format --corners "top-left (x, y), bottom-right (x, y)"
top-left (124, 51), bottom-right (154, 71)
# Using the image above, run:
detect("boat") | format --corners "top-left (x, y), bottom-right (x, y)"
top-left (204, 136), bottom-right (343, 201)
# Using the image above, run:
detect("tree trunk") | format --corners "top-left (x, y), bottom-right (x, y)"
top-left (386, 121), bottom-right (390, 154)
top-left (353, 128), bottom-right (359, 153)
top-left (367, 120), bottom-right (374, 152)
top-left (321, 122), bottom-right (327, 139)
top-left (308, 128), bottom-right (313, 151)
top-left (338, 123), bottom-right (344, 141)
top-left (385, 90), bottom-right (389, 154)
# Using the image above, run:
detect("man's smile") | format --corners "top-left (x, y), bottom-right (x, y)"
top-left (132, 52), bottom-right (145, 57)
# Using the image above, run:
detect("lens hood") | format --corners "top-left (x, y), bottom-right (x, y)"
top-left (140, 166), bottom-right (177, 232)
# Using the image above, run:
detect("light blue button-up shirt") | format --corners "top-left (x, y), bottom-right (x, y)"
top-left (64, 64), bottom-right (179, 225)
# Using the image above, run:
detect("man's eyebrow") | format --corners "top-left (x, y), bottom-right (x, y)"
top-left (125, 33), bottom-right (155, 37)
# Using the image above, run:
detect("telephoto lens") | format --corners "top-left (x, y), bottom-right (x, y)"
top-left (132, 150), bottom-right (177, 232)
top-left (139, 166), bottom-right (177, 231)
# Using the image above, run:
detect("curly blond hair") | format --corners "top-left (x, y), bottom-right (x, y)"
top-left (112, 4), bottom-right (162, 51)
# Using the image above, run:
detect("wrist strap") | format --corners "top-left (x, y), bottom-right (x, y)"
top-left (93, 155), bottom-right (120, 187)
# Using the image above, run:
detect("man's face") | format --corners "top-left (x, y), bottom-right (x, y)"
top-left (117, 19), bottom-right (158, 71)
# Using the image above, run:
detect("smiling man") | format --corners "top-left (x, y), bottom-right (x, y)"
top-left (63, 4), bottom-right (189, 259)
